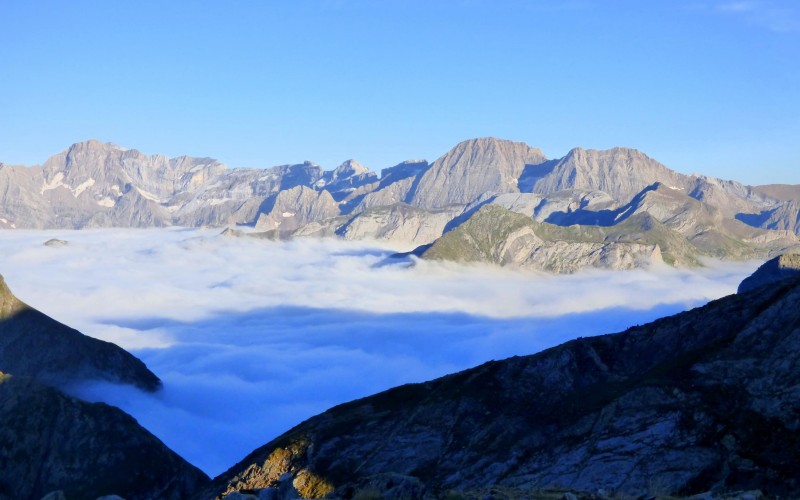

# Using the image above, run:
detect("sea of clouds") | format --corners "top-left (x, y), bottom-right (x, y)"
top-left (0, 228), bottom-right (761, 476)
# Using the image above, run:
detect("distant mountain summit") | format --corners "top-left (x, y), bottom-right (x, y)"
top-left (3, 137), bottom-right (800, 272)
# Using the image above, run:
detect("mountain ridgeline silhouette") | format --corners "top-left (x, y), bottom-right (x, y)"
top-left (1, 138), bottom-right (799, 272)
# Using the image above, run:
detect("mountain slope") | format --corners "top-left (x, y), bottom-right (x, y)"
top-left (420, 204), bottom-right (701, 271)
top-left (0, 274), bottom-right (160, 391)
top-left (0, 375), bottom-right (208, 500)
top-left (410, 138), bottom-right (548, 209)
top-left (205, 275), bottom-right (800, 499)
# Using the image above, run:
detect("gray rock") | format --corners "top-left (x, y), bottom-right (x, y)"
top-left (411, 137), bottom-right (547, 209)
top-left (42, 238), bottom-right (68, 247)
top-left (203, 276), bottom-right (800, 498)
top-left (254, 185), bottom-right (339, 232)
top-left (738, 253), bottom-right (800, 293)
top-left (339, 203), bottom-right (463, 249)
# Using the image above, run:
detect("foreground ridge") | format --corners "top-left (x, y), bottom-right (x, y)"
top-left (205, 275), bottom-right (800, 499)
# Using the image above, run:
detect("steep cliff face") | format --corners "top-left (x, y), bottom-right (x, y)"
top-left (0, 376), bottom-right (208, 500)
top-left (255, 185), bottom-right (340, 232)
top-left (0, 275), bottom-right (160, 392)
top-left (205, 276), bottom-right (800, 499)
top-left (410, 138), bottom-right (548, 209)
top-left (337, 204), bottom-right (463, 249)
top-left (530, 147), bottom-right (687, 204)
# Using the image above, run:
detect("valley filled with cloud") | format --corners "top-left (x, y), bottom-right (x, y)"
top-left (0, 229), bottom-right (759, 476)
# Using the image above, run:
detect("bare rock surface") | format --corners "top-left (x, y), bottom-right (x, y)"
top-left (2, 138), bottom-right (800, 268)
top-left (338, 203), bottom-right (463, 249)
top-left (204, 276), bottom-right (800, 499)
top-left (410, 138), bottom-right (547, 209)
top-left (254, 185), bottom-right (339, 232)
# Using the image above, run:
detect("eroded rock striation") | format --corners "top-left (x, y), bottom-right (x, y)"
top-left (205, 275), bottom-right (800, 499)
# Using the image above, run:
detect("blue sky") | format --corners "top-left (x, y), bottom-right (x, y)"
top-left (1, 0), bottom-right (798, 184)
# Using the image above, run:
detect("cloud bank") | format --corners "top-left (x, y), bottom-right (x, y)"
top-left (0, 229), bottom-right (760, 476)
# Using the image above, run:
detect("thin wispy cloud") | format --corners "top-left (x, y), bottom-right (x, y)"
top-left (0, 229), bottom-right (761, 476)
top-left (716, 0), bottom-right (800, 32)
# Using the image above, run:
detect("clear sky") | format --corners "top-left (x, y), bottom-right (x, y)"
top-left (1, 0), bottom-right (798, 184)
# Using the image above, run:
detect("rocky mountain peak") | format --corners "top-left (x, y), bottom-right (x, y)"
top-left (334, 159), bottom-right (369, 177)
top-left (410, 137), bottom-right (548, 208)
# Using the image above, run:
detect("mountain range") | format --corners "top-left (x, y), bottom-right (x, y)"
top-left (2, 138), bottom-right (799, 272)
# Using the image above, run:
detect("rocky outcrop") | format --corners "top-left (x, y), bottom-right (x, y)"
top-left (538, 183), bottom-right (800, 260)
top-left (421, 204), bottom-right (700, 272)
top-left (204, 276), bottom-right (800, 499)
top-left (410, 138), bottom-right (548, 209)
top-left (338, 204), bottom-right (464, 249)
top-left (0, 375), bottom-right (208, 500)
top-left (530, 147), bottom-right (687, 204)
top-left (0, 274), bottom-right (160, 391)
top-left (738, 253), bottom-right (800, 293)
top-left (254, 186), bottom-right (339, 232)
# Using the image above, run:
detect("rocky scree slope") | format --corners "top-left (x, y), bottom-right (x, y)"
top-left (205, 272), bottom-right (800, 499)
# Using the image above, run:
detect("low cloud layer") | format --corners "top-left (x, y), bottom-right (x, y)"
top-left (0, 229), bottom-right (760, 476)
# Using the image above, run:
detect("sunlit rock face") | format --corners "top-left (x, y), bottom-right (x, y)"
top-left (205, 274), bottom-right (800, 499)
top-left (1, 138), bottom-right (799, 271)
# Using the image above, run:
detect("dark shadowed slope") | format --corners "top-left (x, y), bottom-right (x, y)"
top-left (206, 274), bottom-right (800, 499)
top-left (738, 253), bottom-right (800, 293)
top-left (0, 274), bottom-right (160, 391)
top-left (0, 375), bottom-right (208, 500)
